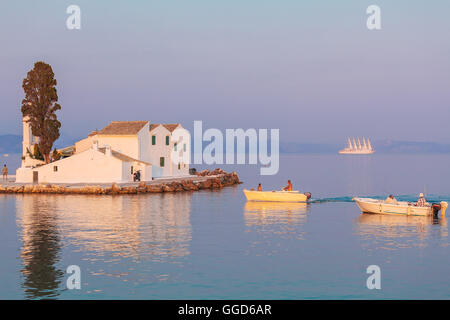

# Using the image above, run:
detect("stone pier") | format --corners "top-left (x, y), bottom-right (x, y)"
top-left (0, 169), bottom-right (241, 195)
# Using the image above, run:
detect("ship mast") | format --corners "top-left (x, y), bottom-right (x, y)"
top-left (367, 138), bottom-right (372, 151)
top-left (363, 137), bottom-right (367, 150)
top-left (357, 137), bottom-right (362, 150)
top-left (352, 138), bottom-right (357, 150)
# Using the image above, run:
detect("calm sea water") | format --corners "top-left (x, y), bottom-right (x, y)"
top-left (1, 154), bottom-right (450, 299)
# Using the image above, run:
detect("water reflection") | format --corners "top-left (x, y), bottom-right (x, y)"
top-left (16, 193), bottom-right (192, 298)
top-left (344, 156), bottom-right (373, 196)
top-left (16, 195), bottom-right (64, 299)
top-left (244, 201), bottom-right (309, 226)
top-left (56, 194), bottom-right (192, 259)
top-left (355, 213), bottom-right (448, 250)
top-left (244, 201), bottom-right (309, 237)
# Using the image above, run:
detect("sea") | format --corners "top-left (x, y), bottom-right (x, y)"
top-left (1, 153), bottom-right (449, 299)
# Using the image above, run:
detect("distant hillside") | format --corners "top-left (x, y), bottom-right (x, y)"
top-left (375, 140), bottom-right (450, 154)
top-left (280, 142), bottom-right (340, 154)
top-left (280, 140), bottom-right (450, 154)
top-left (2, 134), bottom-right (450, 155)
top-left (0, 134), bottom-right (79, 154)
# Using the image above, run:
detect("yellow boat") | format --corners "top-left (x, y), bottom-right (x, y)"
top-left (243, 189), bottom-right (311, 202)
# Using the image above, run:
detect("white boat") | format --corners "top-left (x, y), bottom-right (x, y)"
top-left (353, 197), bottom-right (448, 216)
top-left (339, 137), bottom-right (375, 154)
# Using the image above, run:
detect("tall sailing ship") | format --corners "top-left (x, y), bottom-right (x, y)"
top-left (339, 137), bottom-right (375, 155)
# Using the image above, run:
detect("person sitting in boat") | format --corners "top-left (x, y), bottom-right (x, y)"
top-left (257, 183), bottom-right (262, 191)
top-left (385, 194), bottom-right (398, 204)
top-left (415, 193), bottom-right (427, 207)
top-left (282, 180), bottom-right (293, 191)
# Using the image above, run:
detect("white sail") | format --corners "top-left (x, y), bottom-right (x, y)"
top-left (339, 136), bottom-right (375, 154)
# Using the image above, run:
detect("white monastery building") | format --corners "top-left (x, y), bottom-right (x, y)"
top-left (16, 120), bottom-right (191, 184)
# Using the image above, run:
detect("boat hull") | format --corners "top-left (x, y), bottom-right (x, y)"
top-left (353, 197), bottom-right (445, 216)
top-left (243, 189), bottom-right (308, 202)
top-left (338, 150), bottom-right (375, 154)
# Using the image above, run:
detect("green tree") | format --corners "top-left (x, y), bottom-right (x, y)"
top-left (51, 148), bottom-right (61, 162)
top-left (21, 61), bottom-right (61, 164)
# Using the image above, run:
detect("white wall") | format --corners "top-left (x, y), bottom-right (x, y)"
top-left (29, 148), bottom-right (125, 184)
top-left (172, 127), bottom-right (190, 176)
top-left (75, 135), bottom-right (95, 154)
top-left (97, 135), bottom-right (139, 160)
top-left (149, 125), bottom-right (173, 177)
top-left (16, 167), bottom-right (34, 183)
top-left (137, 123), bottom-right (151, 163)
top-left (149, 125), bottom-right (190, 177)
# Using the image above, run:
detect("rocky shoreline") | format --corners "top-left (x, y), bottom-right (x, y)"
top-left (0, 169), bottom-right (241, 195)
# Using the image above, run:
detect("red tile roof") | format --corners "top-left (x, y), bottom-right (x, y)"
top-left (98, 121), bottom-right (148, 135)
top-left (149, 123), bottom-right (181, 132)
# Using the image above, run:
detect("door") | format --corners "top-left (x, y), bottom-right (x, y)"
top-left (33, 171), bottom-right (38, 184)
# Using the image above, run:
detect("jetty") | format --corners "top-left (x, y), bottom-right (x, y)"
top-left (0, 169), bottom-right (241, 195)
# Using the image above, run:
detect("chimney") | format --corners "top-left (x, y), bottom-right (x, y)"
top-left (105, 145), bottom-right (112, 156)
top-left (92, 140), bottom-right (99, 151)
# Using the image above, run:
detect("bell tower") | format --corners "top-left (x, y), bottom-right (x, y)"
top-left (21, 116), bottom-right (41, 167)
top-left (22, 116), bottom-right (33, 158)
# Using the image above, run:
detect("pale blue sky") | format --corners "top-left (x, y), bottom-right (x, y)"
top-left (0, 0), bottom-right (449, 143)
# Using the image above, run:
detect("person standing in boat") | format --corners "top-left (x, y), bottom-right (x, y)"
top-left (282, 180), bottom-right (293, 191)
top-left (385, 194), bottom-right (398, 204)
top-left (416, 193), bottom-right (427, 207)
top-left (257, 183), bottom-right (262, 191)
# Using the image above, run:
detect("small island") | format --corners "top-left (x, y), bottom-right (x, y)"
top-left (1, 62), bottom-right (241, 194)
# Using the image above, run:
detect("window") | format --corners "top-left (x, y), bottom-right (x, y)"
top-left (165, 135), bottom-right (169, 145)
top-left (152, 135), bottom-right (156, 145)
top-left (53, 166), bottom-right (58, 172)
top-left (183, 143), bottom-right (186, 152)
top-left (160, 157), bottom-right (165, 167)
top-left (131, 166), bottom-right (134, 174)
top-left (174, 143), bottom-right (177, 151)
top-left (178, 162), bottom-right (181, 170)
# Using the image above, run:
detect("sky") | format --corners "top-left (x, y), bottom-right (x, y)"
top-left (0, 0), bottom-right (449, 143)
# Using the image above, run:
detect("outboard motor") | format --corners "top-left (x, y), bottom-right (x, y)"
top-left (432, 203), bottom-right (441, 218)
top-left (304, 192), bottom-right (312, 200)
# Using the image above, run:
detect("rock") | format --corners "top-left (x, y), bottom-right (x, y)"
top-left (146, 185), bottom-right (163, 193)
top-left (211, 178), bottom-right (223, 189)
top-left (0, 168), bottom-right (241, 195)
top-left (181, 180), bottom-right (199, 191)
top-left (162, 184), bottom-right (175, 192)
top-left (111, 183), bottom-right (121, 194)
top-left (210, 168), bottom-right (226, 176)
top-left (173, 182), bottom-right (184, 192)
top-left (199, 180), bottom-right (212, 189)
top-left (197, 169), bottom-right (210, 176)
top-left (120, 186), bottom-right (137, 194)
